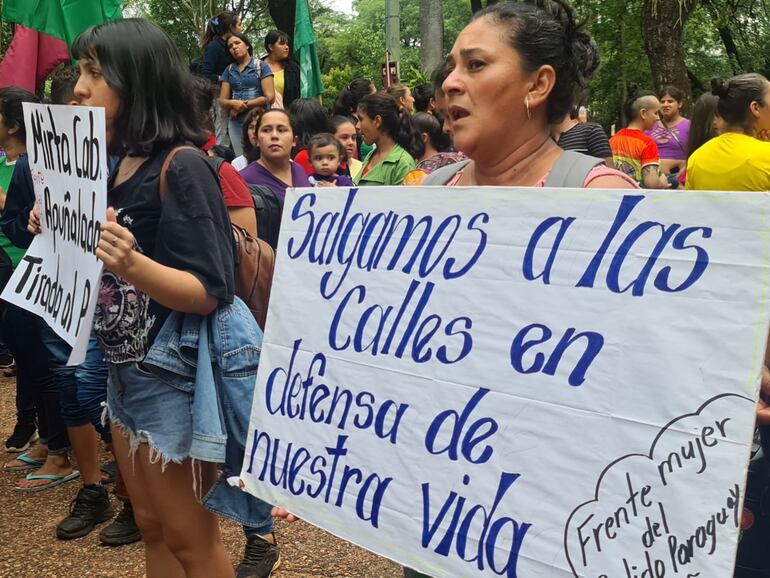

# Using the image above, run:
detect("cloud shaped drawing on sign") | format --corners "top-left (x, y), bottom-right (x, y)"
top-left (564, 393), bottom-right (752, 578)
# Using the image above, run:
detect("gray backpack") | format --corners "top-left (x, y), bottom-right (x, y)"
top-left (421, 151), bottom-right (603, 187)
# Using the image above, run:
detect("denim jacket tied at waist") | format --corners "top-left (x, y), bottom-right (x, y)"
top-left (141, 297), bottom-right (272, 529)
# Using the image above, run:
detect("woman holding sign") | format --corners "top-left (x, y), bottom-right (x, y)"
top-left (70, 18), bottom-right (266, 578)
top-left (423, 1), bottom-right (636, 191)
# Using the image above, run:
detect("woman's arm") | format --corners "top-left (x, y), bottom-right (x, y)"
top-left (228, 206), bottom-right (257, 238)
top-left (98, 208), bottom-right (218, 315)
top-left (260, 75), bottom-right (275, 106)
top-left (219, 81), bottom-right (246, 112)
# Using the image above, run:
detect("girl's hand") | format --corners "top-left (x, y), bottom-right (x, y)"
top-left (96, 207), bottom-right (137, 277)
top-left (316, 179), bottom-right (336, 187)
top-left (27, 205), bottom-right (41, 235)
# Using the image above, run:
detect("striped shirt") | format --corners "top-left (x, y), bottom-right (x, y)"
top-left (557, 122), bottom-right (612, 160)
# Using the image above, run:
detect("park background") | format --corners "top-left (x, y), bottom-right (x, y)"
top-left (1, 0), bottom-right (768, 131)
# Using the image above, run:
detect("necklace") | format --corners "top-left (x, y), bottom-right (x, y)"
top-left (115, 156), bottom-right (146, 186)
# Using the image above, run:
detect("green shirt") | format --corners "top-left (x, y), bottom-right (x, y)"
top-left (355, 143), bottom-right (416, 186)
top-left (0, 155), bottom-right (27, 267)
top-left (359, 140), bottom-right (375, 162)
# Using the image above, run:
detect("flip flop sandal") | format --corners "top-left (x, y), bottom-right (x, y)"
top-left (3, 451), bottom-right (45, 472)
top-left (15, 470), bottom-right (80, 493)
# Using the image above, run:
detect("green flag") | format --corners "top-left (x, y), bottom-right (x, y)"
top-left (294, 0), bottom-right (324, 99)
top-left (3, 0), bottom-right (122, 48)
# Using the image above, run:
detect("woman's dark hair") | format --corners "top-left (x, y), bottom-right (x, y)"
top-left (50, 65), bottom-right (80, 105)
top-left (711, 74), bottom-right (769, 130)
top-left (358, 92), bottom-right (424, 159)
top-left (413, 112), bottom-right (451, 154)
top-left (686, 92), bottom-right (720, 158)
top-left (255, 108), bottom-right (294, 132)
top-left (209, 144), bottom-right (235, 163)
top-left (264, 30), bottom-right (290, 55)
top-left (202, 11), bottom-right (239, 47)
top-left (72, 18), bottom-right (206, 155)
top-left (474, 1), bottom-right (600, 123)
top-left (227, 32), bottom-right (253, 57)
top-left (288, 98), bottom-right (330, 149)
top-left (332, 78), bottom-right (374, 116)
top-left (432, 59), bottom-right (451, 93)
top-left (308, 132), bottom-right (346, 162)
top-left (412, 83), bottom-right (434, 112)
top-left (192, 75), bottom-right (215, 135)
top-left (659, 85), bottom-right (685, 104)
top-left (0, 87), bottom-right (40, 142)
top-left (330, 114), bottom-right (357, 133)
top-left (241, 107), bottom-right (263, 163)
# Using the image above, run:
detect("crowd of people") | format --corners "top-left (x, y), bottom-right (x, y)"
top-left (0, 1), bottom-right (769, 577)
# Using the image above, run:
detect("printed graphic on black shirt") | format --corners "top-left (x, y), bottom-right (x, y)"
top-left (95, 232), bottom-right (155, 364)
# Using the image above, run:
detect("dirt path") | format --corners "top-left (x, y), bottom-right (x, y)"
top-left (0, 376), bottom-right (401, 578)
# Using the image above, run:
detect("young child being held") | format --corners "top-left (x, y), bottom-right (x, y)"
top-left (307, 133), bottom-right (355, 187)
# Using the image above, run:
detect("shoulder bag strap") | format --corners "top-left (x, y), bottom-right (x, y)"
top-left (544, 150), bottom-right (603, 188)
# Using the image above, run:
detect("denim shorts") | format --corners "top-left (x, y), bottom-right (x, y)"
top-left (107, 362), bottom-right (194, 466)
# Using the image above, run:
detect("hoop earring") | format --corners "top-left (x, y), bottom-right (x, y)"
top-left (525, 95), bottom-right (532, 121)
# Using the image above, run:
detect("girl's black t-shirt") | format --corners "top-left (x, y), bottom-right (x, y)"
top-left (94, 148), bottom-right (235, 365)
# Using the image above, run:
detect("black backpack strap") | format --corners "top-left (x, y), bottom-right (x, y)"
top-left (544, 150), bottom-right (603, 188)
top-left (421, 159), bottom-right (472, 185)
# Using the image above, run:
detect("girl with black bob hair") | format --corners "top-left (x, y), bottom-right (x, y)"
top-left (72, 18), bottom-right (245, 577)
top-left (354, 91), bottom-right (422, 186)
top-left (72, 19), bottom-right (205, 156)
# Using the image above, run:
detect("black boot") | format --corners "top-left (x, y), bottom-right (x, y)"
top-left (99, 501), bottom-right (142, 546)
top-left (236, 533), bottom-right (281, 578)
top-left (56, 484), bottom-right (114, 540)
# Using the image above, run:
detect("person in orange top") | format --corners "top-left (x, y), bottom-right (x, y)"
top-left (609, 91), bottom-right (669, 188)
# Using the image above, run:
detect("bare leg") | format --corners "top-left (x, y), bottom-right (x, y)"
top-left (111, 425), bottom-right (184, 578)
top-left (137, 450), bottom-right (234, 578)
top-left (67, 424), bottom-right (101, 485)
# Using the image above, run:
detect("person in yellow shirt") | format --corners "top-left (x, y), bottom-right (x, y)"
top-left (686, 73), bottom-right (770, 191)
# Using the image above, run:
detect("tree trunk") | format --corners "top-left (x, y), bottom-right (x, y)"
top-left (701, 0), bottom-right (744, 74)
top-left (268, 0), bottom-right (295, 46)
top-left (420, 0), bottom-right (443, 75)
top-left (642, 0), bottom-right (697, 109)
top-left (686, 66), bottom-right (706, 93)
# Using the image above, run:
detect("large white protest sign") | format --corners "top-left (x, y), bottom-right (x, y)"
top-left (1, 103), bottom-right (106, 365)
top-left (236, 186), bottom-right (770, 577)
